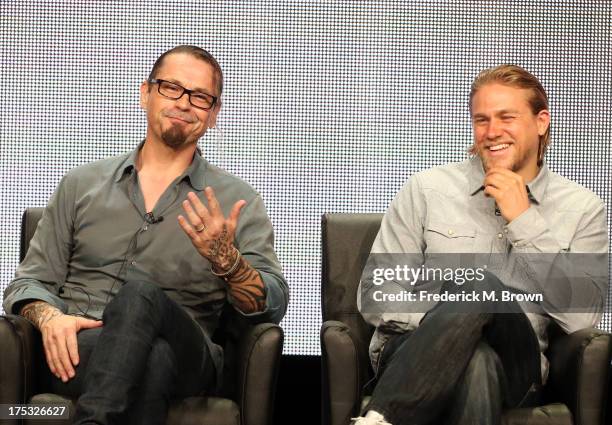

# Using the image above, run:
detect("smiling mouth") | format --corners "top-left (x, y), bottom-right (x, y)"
top-left (168, 116), bottom-right (190, 124)
top-left (488, 143), bottom-right (510, 151)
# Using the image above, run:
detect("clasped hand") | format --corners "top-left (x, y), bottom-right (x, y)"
top-left (483, 167), bottom-right (530, 223)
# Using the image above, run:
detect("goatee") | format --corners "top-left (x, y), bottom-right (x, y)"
top-left (161, 125), bottom-right (187, 149)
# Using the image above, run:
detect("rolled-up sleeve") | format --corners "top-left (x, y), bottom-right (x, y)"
top-left (231, 194), bottom-right (289, 324)
top-left (505, 196), bottom-right (609, 332)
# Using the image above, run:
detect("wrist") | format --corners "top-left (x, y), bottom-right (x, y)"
top-left (211, 246), bottom-right (241, 278)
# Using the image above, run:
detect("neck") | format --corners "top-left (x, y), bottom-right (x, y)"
top-left (137, 137), bottom-right (198, 178)
top-left (518, 162), bottom-right (540, 183)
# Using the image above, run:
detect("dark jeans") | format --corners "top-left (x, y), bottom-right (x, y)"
top-left (44, 280), bottom-right (217, 425)
top-left (365, 273), bottom-right (542, 425)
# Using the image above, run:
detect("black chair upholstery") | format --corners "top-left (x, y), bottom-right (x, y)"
top-left (0, 207), bottom-right (283, 425)
top-left (320, 213), bottom-right (612, 425)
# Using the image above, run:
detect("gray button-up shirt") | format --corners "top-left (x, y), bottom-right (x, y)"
top-left (359, 156), bottom-right (609, 381)
top-left (4, 143), bottom-right (289, 341)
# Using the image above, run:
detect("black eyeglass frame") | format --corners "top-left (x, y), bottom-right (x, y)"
top-left (148, 78), bottom-right (218, 110)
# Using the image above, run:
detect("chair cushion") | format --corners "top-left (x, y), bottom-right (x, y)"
top-left (28, 393), bottom-right (240, 425)
top-left (360, 396), bottom-right (572, 425)
top-left (502, 404), bottom-right (572, 425)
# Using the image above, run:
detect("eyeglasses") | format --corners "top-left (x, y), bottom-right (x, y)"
top-left (148, 79), bottom-right (218, 110)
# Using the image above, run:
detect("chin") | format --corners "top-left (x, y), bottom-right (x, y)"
top-left (481, 156), bottom-right (514, 172)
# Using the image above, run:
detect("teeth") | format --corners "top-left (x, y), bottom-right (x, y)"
top-left (489, 144), bottom-right (509, 151)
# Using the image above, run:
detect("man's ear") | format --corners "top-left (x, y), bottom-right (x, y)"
top-left (139, 81), bottom-right (149, 110)
top-left (536, 109), bottom-right (550, 136)
top-left (207, 99), bottom-right (221, 129)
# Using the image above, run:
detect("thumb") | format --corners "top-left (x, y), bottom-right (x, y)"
top-left (76, 317), bottom-right (104, 330)
top-left (228, 200), bottom-right (246, 232)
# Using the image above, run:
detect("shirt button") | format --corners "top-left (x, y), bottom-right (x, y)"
top-left (448, 229), bottom-right (454, 235)
top-left (143, 225), bottom-right (148, 231)
top-left (130, 260), bottom-right (136, 266)
top-left (497, 233), bottom-right (503, 239)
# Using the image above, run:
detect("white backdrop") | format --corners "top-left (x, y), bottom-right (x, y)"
top-left (1, 1), bottom-right (610, 354)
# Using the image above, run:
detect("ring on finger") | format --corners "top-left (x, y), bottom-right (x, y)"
top-left (195, 224), bottom-right (206, 233)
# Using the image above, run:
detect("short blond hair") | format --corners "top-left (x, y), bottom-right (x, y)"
top-left (468, 65), bottom-right (550, 165)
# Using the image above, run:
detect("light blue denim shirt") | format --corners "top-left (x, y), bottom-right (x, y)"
top-left (359, 156), bottom-right (609, 382)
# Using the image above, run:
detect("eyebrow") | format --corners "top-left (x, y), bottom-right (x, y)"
top-left (163, 78), bottom-right (208, 94)
top-left (472, 109), bottom-right (520, 118)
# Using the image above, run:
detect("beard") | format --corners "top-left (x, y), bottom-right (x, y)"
top-left (478, 144), bottom-right (522, 173)
top-left (161, 124), bottom-right (188, 149)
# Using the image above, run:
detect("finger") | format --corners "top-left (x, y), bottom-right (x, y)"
top-left (77, 318), bottom-right (103, 329)
top-left (182, 198), bottom-right (206, 229)
top-left (227, 200), bottom-right (246, 233)
top-left (485, 171), bottom-right (526, 194)
top-left (483, 175), bottom-right (506, 191)
top-left (486, 167), bottom-right (523, 183)
top-left (54, 332), bottom-right (76, 379)
top-left (187, 191), bottom-right (212, 222)
top-left (204, 187), bottom-right (222, 217)
top-left (178, 215), bottom-right (201, 241)
top-left (47, 335), bottom-right (68, 381)
top-left (483, 185), bottom-right (503, 200)
top-left (66, 330), bottom-right (80, 367)
top-left (43, 339), bottom-right (58, 377)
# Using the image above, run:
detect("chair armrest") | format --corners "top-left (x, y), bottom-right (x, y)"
top-left (321, 320), bottom-right (371, 425)
top-left (236, 323), bottom-right (283, 425)
top-left (547, 327), bottom-right (612, 425)
top-left (0, 314), bottom-right (39, 404)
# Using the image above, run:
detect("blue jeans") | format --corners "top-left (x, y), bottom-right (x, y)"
top-left (365, 273), bottom-right (542, 425)
top-left (45, 280), bottom-right (217, 425)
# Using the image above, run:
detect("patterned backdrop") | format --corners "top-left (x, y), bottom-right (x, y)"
top-left (1, 1), bottom-right (610, 354)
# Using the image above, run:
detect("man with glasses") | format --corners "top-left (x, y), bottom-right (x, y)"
top-left (3, 45), bottom-right (289, 425)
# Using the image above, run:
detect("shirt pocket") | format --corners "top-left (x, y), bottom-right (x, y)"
top-left (425, 220), bottom-right (477, 253)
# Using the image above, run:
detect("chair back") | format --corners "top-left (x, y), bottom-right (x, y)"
top-left (321, 213), bottom-right (383, 352)
top-left (20, 208), bottom-right (44, 262)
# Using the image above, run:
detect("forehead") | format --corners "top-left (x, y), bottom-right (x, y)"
top-left (156, 53), bottom-right (218, 93)
top-left (471, 83), bottom-right (532, 114)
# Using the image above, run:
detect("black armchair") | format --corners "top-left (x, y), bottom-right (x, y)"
top-left (0, 207), bottom-right (283, 425)
top-left (320, 213), bottom-right (611, 425)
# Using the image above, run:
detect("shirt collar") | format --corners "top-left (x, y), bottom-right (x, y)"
top-left (183, 147), bottom-right (207, 191)
top-left (114, 141), bottom-right (208, 191)
top-left (467, 155), bottom-right (550, 204)
top-left (113, 140), bottom-right (142, 183)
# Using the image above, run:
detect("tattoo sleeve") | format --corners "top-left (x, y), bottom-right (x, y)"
top-left (208, 225), bottom-right (267, 313)
top-left (20, 300), bottom-right (63, 330)
top-left (222, 256), bottom-right (267, 313)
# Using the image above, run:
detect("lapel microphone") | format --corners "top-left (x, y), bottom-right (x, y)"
top-left (144, 212), bottom-right (164, 224)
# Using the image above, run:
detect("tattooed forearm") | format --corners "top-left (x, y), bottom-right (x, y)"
top-left (20, 300), bottom-right (63, 330)
top-left (216, 256), bottom-right (267, 313)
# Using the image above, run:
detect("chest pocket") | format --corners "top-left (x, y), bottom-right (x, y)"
top-left (425, 220), bottom-right (477, 253)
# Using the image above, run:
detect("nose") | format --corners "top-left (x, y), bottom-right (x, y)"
top-left (174, 92), bottom-right (191, 110)
top-left (485, 118), bottom-right (503, 140)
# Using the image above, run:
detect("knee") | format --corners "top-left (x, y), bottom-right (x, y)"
top-left (142, 339), bottom-right (178, 391)
top-left (119, 280), bottom-right (164, 300)
top-left (478, 271), bottom-right (506, 292)
top-left (464, 342), bottom-right (502, 384)
top-left (103, 281), bottom-right (165, 320)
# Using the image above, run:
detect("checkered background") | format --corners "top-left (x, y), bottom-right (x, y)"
top-left (1, 1), bottom-right (610, 355)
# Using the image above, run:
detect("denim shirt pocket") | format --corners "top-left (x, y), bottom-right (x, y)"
top-left (425, 220), bottom-right (477, 253)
